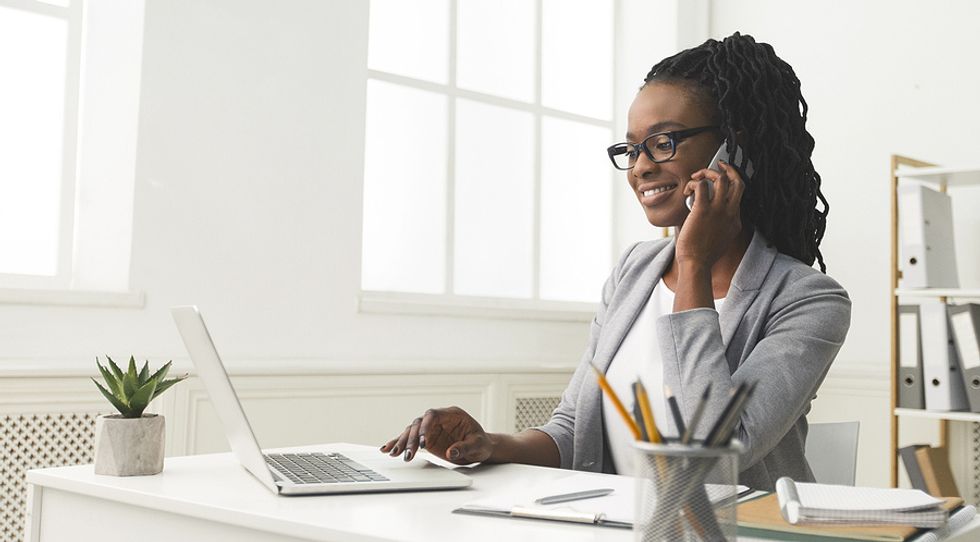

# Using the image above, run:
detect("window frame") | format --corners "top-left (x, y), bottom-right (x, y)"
top-left (360, 0), bottom-right (619, 320)
top-left (0, 0), bottom-right (82, 290)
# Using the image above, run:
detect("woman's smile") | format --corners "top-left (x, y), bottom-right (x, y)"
top-left (637, 182), bottom-right (680, 206)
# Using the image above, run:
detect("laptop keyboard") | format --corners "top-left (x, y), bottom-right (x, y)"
top-left (265, 452), bottom-right (389, 485)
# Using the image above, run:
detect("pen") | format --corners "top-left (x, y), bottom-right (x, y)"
top-left (665, 386), bottom-right (686, 438)
top-left (534, 488), bottom-right (615, 505)
top-left (681, 383), bottom-right (712, 444)
top-left (589, 362), bottom-right (642, 440)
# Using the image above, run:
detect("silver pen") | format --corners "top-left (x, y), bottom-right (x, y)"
top-left (534, 488), bottom-right (615, 505)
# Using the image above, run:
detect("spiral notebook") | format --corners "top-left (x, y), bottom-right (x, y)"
top-left (775, 477), bottom-right (949, 528)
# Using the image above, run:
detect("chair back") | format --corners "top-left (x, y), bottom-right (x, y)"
top-left (804, 421), bottom-right (860, 485)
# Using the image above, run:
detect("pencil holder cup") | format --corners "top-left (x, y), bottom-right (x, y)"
top-left (632, 440), bottom-right (742, 542)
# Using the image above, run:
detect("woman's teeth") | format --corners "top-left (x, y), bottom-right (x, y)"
top-left (642, 184), bottom-right (676, 197)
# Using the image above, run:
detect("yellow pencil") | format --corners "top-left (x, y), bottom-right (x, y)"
top-left (634, 380), bottom-right (662, 443)
top-left (589, 362), bottom-right (641, 440)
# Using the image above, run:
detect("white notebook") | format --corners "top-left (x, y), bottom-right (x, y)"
top-left (776, 477), bottom-right (948, 528)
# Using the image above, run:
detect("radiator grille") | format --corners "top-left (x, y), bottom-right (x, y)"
top-left (1, 413), bottom-right (99, 542)
top-left (514, 396), bottom-right (560, 432)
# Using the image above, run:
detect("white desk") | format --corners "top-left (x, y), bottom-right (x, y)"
top-left (25, 443), bottom-right (980, 542)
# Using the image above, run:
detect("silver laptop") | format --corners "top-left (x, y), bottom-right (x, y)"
top-left (171, 305), bottom-right (472, 495)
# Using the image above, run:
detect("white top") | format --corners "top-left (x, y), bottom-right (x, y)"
top-left (602, 279), bottom-right (725, 476)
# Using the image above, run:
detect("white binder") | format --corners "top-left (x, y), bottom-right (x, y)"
top-left (897, 183), bottom-right (958, 289)
top-left (920, 302), bottom-right (968, 411)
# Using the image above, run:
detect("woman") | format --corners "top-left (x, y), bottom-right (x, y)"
top-left (380, 32), bottom-right (850, 491)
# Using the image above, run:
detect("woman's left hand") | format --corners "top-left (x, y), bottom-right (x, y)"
top-left (675, 160), bottom-right (746, 269)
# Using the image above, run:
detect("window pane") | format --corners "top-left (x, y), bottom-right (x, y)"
top-left (540, 117), bottom-right (612, 302)
top-left (0, 6), bottom-right (68, 276)
top-left (362, 80), bottom-right (448, 293)
top-left (456, 0), bottom-right (534, 102)
top-left (368, 0), bottom-right (449, 84)
top-left (454, 99), bottom-right (534, 298)
top-left (541, 0), bottom-right (613, 120)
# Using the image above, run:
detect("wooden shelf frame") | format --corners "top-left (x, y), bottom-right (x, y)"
top-left (888, 154), bottom-right (980, 488)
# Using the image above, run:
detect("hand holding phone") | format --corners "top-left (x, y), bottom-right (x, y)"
top-left (685, 143), bottom-right (754, 210)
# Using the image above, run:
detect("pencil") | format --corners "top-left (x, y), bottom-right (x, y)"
top-left (665, 386), bottom-right (686, 439)
top-left (634, 380), bottom-right (661, 443)
top-left (589, 362), bottom-right (642, 440)
top-left (681, 383), bottom-right (712, 444)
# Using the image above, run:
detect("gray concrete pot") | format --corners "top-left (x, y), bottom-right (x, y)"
top-left (94, 414), bottom-right (165, 476)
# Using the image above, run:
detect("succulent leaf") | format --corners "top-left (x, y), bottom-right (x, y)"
top-left (96, 360), bottom-right (121, 397)
top-left (138, 361), bottom-right (150, 385)
top-left (106, 355), bottom-right (125, 382)
top-left (128, 378), bottom-right (159, 417)
top-left (122, 369), bottom-right (139, 398)
top-left (150, 374), bottom-right (188, 400)
top-left (147, 361), bottom-right (172, 385)
top-left (92, 378), bottom-right (132, 417)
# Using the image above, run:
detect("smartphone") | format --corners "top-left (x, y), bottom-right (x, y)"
top-left (685, 143), bottom-right (754, 210)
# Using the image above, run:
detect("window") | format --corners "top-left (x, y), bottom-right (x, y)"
top-left (0, 0), bottom-right (144, 303)
top-left (0, 0), bottom-right (81, 286)
top-left (361, 0), bottom-right (615, 313)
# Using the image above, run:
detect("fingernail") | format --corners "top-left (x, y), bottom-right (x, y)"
top-left (404, 450), bottom-right (412, 461)
top-left (379, 445), bottom-right (386, 452)
top-left (390, 447), bottom-right (399, 456)
top-left (419, 436), bottom-right (426, 449)
top-left (450, 448), bottom-right (460, 460)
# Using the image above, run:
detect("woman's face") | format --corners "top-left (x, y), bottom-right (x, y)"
top-left (625, 82), bottom-right (722, 227)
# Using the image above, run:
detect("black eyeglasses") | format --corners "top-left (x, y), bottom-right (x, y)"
top-left (606, 126), bottom-right (719, 170)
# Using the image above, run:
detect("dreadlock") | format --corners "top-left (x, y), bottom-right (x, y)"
top-left (644, 32), bottom-right (829, 273)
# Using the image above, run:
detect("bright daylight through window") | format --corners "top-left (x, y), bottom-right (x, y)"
top-left (361, 0), bottom-right (614, 306)
top-left (0, 0), bottom-right (143, 298)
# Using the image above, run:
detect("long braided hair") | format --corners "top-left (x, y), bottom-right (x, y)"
top-left (645, 32), bottom-right (829, 272)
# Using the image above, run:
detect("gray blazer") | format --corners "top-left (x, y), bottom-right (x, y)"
top-left (536, 231), bottom-right (851, 491)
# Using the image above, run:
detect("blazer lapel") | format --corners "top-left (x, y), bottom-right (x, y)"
top-left (718, 231), bottom-right (777, 361)
top-left (592, 237), bottom-right (676, 372)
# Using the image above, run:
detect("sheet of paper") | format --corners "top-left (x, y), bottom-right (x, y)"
top-left (461, 471), bottom-right (751, 525)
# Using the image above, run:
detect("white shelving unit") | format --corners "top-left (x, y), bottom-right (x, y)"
top-left (889, 156), bottom-right (980, 488)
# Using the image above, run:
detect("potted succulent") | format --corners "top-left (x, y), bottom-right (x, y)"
top-left (91, 356), bottom-right (187, 476)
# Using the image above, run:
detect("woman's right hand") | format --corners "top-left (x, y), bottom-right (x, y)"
top-left (380, 406), bottom-right (493, 464)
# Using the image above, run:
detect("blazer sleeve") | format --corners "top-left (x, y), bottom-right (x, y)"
top-left (655, 271), bottom-right (851, 471)
top-left (534, 243), bottom-right (640, 469)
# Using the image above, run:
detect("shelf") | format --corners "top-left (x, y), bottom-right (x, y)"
top-left (895, 165), bottom-right (980, 186)
top-left (894, 408), bottom-right (980, 423)
top-left (895, 288), bottom-right (980, 299)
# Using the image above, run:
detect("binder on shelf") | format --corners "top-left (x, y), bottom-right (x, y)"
top-left (919, 302), bottom-right (969, 411)
top-left (898, 305), bottom-right (924, 409)
top-left (897, 183), bottom-right (958, 289)
top-left (948, 303), bottom-right (980, 413)
top-left (914, 446), bottom-right (960, 498)
top-left (899, 444), bottom-right (929, 492)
